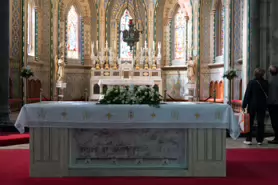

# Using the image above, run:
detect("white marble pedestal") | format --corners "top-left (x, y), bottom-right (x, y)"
top-left (56, 82), bottom-right (67, 101)
top-left (29, 127), bottom-right (226, 177)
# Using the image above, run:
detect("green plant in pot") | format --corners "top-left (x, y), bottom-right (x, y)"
top-left (223, 69), bottom-right (237, 105)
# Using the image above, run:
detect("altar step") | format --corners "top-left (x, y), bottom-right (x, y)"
top-left (0, 133), bottom-right (29, 146)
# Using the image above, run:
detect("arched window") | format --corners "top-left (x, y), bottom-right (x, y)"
top-left (215, 1), bottom-right (224, 57)
top-left (174, 7), bottom-right (186, 60)
top-left (120, 9), bottom-right (133, 61)
top-left (67, 6), bottom-right (79, 59)
top-left (27, 2), bottom-right (35, 56)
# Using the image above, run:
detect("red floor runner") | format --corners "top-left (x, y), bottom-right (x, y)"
top-left (0, 134), bottom-right (29, 146)
top-left (0, 149), bottom-right (277, 185)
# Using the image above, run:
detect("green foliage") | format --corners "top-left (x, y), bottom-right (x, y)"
top-left (20, 66), bottom-right (34, 79)
top-left (99, 86), bottom-right (162, 108)
top-left (223, 69), bottom-right (237, 80)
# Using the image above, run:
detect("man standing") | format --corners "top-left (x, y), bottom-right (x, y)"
top-left (268, 65), bottom-right (278, 144)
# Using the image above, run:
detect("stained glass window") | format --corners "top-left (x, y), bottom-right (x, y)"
top-left (67, 6), bottom-right (79, 59)
top-left (174, 8), bottom-right (186, 60)
top-left (120, 9), bottom-right (133, 61)
top-left (27, 3), bottom-right (35, 56)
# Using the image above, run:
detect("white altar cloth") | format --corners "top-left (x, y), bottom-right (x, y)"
top-left (15, 102), bottom-right (240, 139)
top-left (98, 79), bottom-right (155, 86)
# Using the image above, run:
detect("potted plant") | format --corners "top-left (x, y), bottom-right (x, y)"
top-left (20, 66), bottom-right (34, 104)
top-left (223, 69), bottom-right (237, 105)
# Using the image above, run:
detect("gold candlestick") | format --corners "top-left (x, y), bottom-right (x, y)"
top-left (95, 61), bottom-right (100, 70)
top-left (136, 61), bottom-right (140, 70)
top-left (105, 62), bottom-right (110, 70)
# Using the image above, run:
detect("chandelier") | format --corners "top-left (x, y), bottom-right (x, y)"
top-left (122, 0), bottom-right (144, 51)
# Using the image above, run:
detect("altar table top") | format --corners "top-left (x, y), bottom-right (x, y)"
top-left (15, 102), bottom-right (240, 139)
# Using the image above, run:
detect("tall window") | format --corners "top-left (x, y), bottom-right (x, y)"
top-left (215, 2), bottom-right (224, 57)
top-left (67, 6), bottom-right (79, 59)
top-left (27, 3), bottom-right (35, 56)
top-left (120, 9), bottom-right (133, 61)
top-left (174, 7), bottom-right (186, 60)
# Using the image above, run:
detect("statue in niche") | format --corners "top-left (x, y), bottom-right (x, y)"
top-left (56, 55), bottom-right (65, 82)
top-left (187, 56), bottom-right (198, 83)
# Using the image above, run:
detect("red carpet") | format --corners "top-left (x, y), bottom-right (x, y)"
top-left (0, 149), bottom-right (277, 185)
top-left (0, 134), bottom-right (29, 146)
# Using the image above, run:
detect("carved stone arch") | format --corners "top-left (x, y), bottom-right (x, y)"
top-left (163, 0), bottom-right (193, 64)
top-left (115, 4), bottom-right (136, 22)
top-left (64, 1), bottom-right (83, 18)
top-left (112, 4), bottom-right (136, 56)
top-left (167, 3), bottom-right (180, 21)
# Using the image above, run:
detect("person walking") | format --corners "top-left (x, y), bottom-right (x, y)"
top-left (242, 68), bottom-right (268, 145)
top-left (268, 65), bottom-right (278, 144)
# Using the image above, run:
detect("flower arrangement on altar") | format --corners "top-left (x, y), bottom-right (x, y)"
top-left (99, 85), bottom-right (162, 107)
top-left (20, 66), bottom-right (34, 79)
top-left (223, 69), bottom-right (237, 80)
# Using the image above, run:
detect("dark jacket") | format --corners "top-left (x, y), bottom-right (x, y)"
top-left (268, 75), bottom-right (278, 105)
top-left (242, 78), bottom-right (268, 110)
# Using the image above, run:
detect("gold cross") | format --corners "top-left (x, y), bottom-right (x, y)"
top-left (128, 111), bottom-right (134, 119)
top-left (106, 113), bottom-right (112, 120)
top-left (195, 113), bottom-right (200, 119)
top-left (83, 111), bottom-right (90, 120)
top-left (215, 111), bottom-right (222, 120)
top-left (171, 111), bottom-right (179, 120)
top-left (151, 113), bottom-right (156, 118)
top-left (37, 108), bottom-right (46, 119)
top-left (61, 109), bottom-right (67, 119)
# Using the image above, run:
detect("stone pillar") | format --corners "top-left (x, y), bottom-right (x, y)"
top-left (270, 0), bottom-right (278, 67)
top-left (249, 0), bottom-right (260, 79)
top-left (259, 0), bottom-right (269, 72)
top-left (242, 0), bottom-right (250, 97)
top-left (223, 0), bottom-right (231, 104)
top-left (0, 0), bottom-right (10, 125)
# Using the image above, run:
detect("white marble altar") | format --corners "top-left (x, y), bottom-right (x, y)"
top-left (15, 102), bottom-right (240, 177)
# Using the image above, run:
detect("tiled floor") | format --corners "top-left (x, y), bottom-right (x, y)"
top-left (1, 138), bottom-right (278, 150)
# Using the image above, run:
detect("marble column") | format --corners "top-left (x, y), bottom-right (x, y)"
top-left (223, 0), bottom-right (231, 104)
top-left (242, 0), bottom-right (250, 97)
top-left (249, 0), bottom-right (260, 79)
top-left (259, 0), bottom-right (269, 73)
top-left (0, 0), bottom-right (10, 125)
top-left (270, 0), bottom-right (278, 67)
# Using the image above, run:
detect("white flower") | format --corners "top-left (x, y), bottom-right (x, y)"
top-left (26, 65), bottom-right (31, 70)
top-left (144, 92), bottom-right (148, 95)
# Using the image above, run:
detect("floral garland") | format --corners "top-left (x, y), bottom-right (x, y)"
top-left (20, 66), bottom-right (34, 79)
top-left (99, 86), bottom-right (162, 107)
top-left (223, 69), bottom-right (237, 80)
